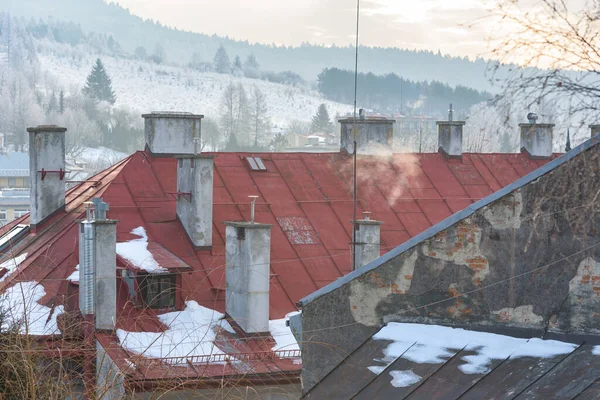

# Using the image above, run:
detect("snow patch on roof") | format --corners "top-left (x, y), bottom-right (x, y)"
top-left (116, 301), bottom-right (233, 364)
top-left (67, 264), bottom-right (79, 283)
top-left (368, 323), bottom-right (577, 375)
top-left (270, 311), bottom-right (301, 353)
top-left (0, 281), bottom-right (63, 335)
top-left (389, 370), bottom-right (422, 388)
top-left (0, 253), bottom-right (27, 282)
top-left (116, 227), bottom-right (167, 274)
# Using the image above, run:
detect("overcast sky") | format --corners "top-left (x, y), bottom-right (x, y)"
top-left (112, 0), bottom-right (493, 58)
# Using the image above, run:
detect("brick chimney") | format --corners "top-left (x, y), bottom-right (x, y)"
top-left (27, 125), bottom-right (67, 227)
top-left (519, 113), bottom-right (554, 159)
top-left (436, 103), bottom-right (465, 158)
top-left (176, 155), bottom-right (215, 248)
top-left (339, 116), bottom-right (395, 155)
top-left (142, 112), bottom-right (204, 155)
top-left (79, 198), bottom-right (117, 331)
top-left (353, 211), bottom-right (383, 270)
top-left (225, 197), bottom-right (272, 334)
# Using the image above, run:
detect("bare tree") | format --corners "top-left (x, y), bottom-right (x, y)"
top-left (488, 0), bottom-right (600, 119)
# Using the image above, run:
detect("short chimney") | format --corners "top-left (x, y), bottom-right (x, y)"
top-left (590, 124), bottom-right (600, 137)
top-left (27, 125), bottom-right (67, 227)
top-left (176, 155), bottom-right (214, 248)
top-left (519, 113), bottom-right (554, 158)
top-left (225, 197), bottom-right (272, 334)
top-left (436, 104), bottom-right (465, 158)
top-left (353, 211), bottom-right (383, 270)
top-left (142, 112), bottom-right (204, 155)
top-left (339, 116), bottom-right (395, 155)
top-left (79, 198), bottom-right (117, 331)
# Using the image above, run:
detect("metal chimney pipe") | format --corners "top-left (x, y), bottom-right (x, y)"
top-left (448, 104), bottom-right (454, 122)
top-left (249, 195), bottom-right (259, 223)
top-left (363, 211), bottom-right (372, 221)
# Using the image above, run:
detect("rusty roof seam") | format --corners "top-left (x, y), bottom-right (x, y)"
top-left (298, 134), bottom-right (600, 307)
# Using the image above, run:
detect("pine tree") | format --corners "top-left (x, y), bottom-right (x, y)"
top-left (311, 103), bottom-right (333, 133)
top-left (234, 55), bottom-right (242, 69)
top-left (82, 59), bottom-right (116, 105)
top-left (59, 90), bottom-right (65, 114)
top-left (213, 45), bottom-right (231, 74)
top-left (46, 92), bottom-right (57, 115)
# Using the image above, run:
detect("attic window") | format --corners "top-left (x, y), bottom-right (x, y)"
top-left (247, 157), bottom-right (267, 171)
top-left (138, 273), bottom-right (176, 310)
top-left (0, 224), bottom-right (30, 255)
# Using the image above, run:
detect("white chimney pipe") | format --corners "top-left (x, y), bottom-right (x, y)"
top-left (353, 211), bottom-right (383, 270)
top-left (27, 125), bottom-right (66, 228)
top-left (142, 112), bottom-right (204, 155)
top-left (79, 198), bottom-right (117, 331)
top-left (225, 202), bottom-right (272, 333)
top-left (176, 155), bottom-right (215, 248)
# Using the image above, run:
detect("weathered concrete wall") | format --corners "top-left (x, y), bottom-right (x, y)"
top-left (339, 119), bottom-right (394, 155)
top-left (176, 156), bottom-right (214, 248)
top-left (143, 112), bottom-right (203, 155)
top-left (94, 221), bottom-right (118, 331)
top-left (97, 341), bottom-right (125, 400)
top-left (132, 384), bottom-right (301, 399)
top-left (300, 139), bottom-right (600, 392)
top-left (225, 222), bottom-right (272, 333)
top-left (27, 125), bottom-right (66, 226)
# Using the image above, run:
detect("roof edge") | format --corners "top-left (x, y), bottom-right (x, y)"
top-left (298, 134), bottom-right (600, 307)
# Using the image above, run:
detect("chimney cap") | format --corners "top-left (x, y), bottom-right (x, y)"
top-left (27, 125), bottom-right (67, 133)
top-left (526, 112), bottom-right (538, 124)
top-left (173, 154), bottom-right (216, 159)
top-left (338, 118), bottom-right (395, 124)
top-left (142, 111), bottom-right (204, 120)
top-left (436, 121), bottom-right (465, 126)
top-left (518, 123), bottom-right (554, 128)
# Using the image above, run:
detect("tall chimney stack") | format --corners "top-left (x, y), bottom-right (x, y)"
top-left (519, 113), bottom-right (554, 158)
top-left (79, 198), bottom-right (117, 331)
top-left (436, 104), bottom-right (465, 158)
top-left (142, 112), bottom-right (204, 155)
top-left (176, 155), bottom-right (215, 248)
top-left (339, 117), bottom-right (395, 155)
top-left (353, 211), bottom-right (383, 270)
top-left (27, 125), bottom-right (67, 227)
top-left (225, 198), bottom-right (272, 334)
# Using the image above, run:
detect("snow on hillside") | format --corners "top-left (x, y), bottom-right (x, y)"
top-left (38, 52), bottom-right (353, 126)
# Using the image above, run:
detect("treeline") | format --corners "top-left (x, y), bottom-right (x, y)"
top-left (317, 68), bottom-right (491, 116)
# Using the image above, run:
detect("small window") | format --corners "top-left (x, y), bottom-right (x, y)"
top-left (14, 209), bottom-right (29, 218)
top-left (8, 178), bottom-right (16, 187)
top-left (0, 210), bottom-right (6, 221)
top-left (247, 157), bottom-right (267, 171)
top-left (138, 274), bottom-right (176, 309)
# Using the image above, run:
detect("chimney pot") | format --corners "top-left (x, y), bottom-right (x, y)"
top-left (142, 112), bottom-right (204, 155)
top-left (248, 195), bottom-right (259, 223)
top-left (519, 120), bottom-right (554, 159)
top-left (27, 125), bottom-right (67, 227)
top-left (338, 117), bottom-right (395, 155)
top-left (352, 215), bottom-right (383, 270)
top-left (225, 221), bottom-right (273, 334)
top-left (436, 119), bottom-right (465, 158)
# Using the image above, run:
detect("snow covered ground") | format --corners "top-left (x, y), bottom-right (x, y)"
top-left (38, 51), bottom-right (353, 126)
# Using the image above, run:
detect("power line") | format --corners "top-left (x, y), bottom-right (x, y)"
top-left (352, 0), bottom-right (361, 271)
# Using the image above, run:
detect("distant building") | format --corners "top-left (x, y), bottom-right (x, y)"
top-left (0, 152), bottom-right (29, 189)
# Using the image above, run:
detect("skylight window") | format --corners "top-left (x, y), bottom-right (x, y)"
top-left (247, 157), bottom-right (267, 171)
top-left (0, 224), bottom-right (30, 255)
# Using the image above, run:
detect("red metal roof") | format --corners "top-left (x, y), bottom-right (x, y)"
top-left (0, 149), bottom-right (558, 384)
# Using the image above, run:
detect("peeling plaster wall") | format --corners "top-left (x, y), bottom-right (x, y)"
top-left (300, 144), bottom-right (600, 392)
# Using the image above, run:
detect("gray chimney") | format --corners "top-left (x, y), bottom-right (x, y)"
top-left (79, 198), bottom-right (117, 331)
top-left (225, 199), bottom-right (272, 334)
top-left (353, 212), bottom-right (383, 270)
top-left (176, 155), bottom-right (214, 248)
top-left (142, 112), bottom-right (204, 155)
top-left (590, 125), bottom-right (600, 137)
top-left (27, 125), bottom-right (67, 228)
top-left (339, 117), bottom-right (395, 155)
top-left (436, 105), bottom-right (465, 158)
top-left (519, 116), bottom-right (554, 159)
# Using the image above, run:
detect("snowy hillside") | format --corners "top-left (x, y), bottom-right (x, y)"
top-left (38, 51), bottom-right (353, 126)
